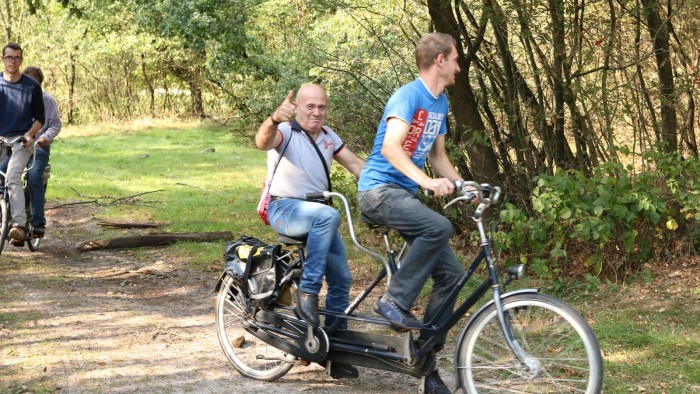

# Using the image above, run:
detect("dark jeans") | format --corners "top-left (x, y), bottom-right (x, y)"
top-left (27, 144), bottom-right (50, 228)
top-left (358, 184), bottom-right (463, 348)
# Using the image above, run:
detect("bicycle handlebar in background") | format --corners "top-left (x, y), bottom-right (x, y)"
top-left (0, 136), bottom-right (39, 174)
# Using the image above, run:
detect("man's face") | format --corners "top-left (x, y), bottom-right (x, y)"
top-left (295, 86), bottom-right (328, 133)
top-left (440, 45), bottom-right (461, 87)
top-left (2, 48), bottom-right (23, 74)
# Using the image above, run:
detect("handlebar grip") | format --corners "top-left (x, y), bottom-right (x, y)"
top-left (305, 192), bottom-right (328, 201)
top-left (423, 180), bottom-right (464, 197)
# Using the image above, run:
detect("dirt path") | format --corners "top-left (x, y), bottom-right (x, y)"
top-left (0, 205), bottom-right (452, 393)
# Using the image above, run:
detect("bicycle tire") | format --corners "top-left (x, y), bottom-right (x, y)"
top-left (215, 275), bottom-right (295, 381)
top-left (455, 293), bottom-right (603, 393)
top-left (26, 190), bottom-right (40, 252)
top-left (27, 235), bottom-right (41, 251)
top-left (0, 198), bottom-right (8, 255)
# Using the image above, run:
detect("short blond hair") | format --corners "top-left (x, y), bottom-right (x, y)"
top-left (415, 33), bottom-right (456, 71)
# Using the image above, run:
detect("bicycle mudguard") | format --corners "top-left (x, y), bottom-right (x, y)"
top-left (213, 272), bottom-right (227, 293)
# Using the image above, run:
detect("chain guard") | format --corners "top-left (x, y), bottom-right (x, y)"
top-left (244, 308), bottom-right (329, 363)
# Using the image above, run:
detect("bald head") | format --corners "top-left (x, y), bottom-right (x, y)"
top-left (295, 84), bottom-right (328, 134)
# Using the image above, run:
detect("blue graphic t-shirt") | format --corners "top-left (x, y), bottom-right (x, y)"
top-left (358, 78), bottom-right (449, 192)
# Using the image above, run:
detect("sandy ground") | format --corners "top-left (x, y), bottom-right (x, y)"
top-left (0, 205), bottom-right (455, 393)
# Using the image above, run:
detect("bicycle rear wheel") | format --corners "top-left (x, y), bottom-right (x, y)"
top-left (215, 275), bottom-right (295, 381)
top-left (0, 199), bottom-right (8, 255)
top-left (455, 293), bottom-right (603, 393)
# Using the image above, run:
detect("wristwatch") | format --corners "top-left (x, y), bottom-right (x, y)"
top-left (269, 113), bottom-right (281, 125)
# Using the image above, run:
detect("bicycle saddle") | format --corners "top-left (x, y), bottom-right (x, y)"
top-left (360, 212), bottom-right (383, 229)
top-left (278, 234), bottom-right (307, 245)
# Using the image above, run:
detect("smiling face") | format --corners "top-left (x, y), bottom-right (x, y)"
top-left (2, 47), bottom-right (23, 76)
top-left (294, 84), bottom-right (328, 134)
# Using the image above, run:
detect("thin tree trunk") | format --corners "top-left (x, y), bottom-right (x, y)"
top-left (640, 0), bottom-right (678, 152)
top-left (427, 0), bottom-right (502, 184)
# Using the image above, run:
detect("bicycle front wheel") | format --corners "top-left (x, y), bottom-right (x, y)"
top-left (0, 198), bottom-right (9, 255)
top-left (455, 293), bottom-right (603, 393)
top-left (215, 275), bottom-right (295, 381)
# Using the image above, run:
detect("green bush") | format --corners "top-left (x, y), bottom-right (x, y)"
top-left (494, 152), bottom-right (699, 281)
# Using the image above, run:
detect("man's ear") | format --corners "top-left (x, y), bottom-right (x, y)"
top-left (436, 53), bottom-right (445, 66)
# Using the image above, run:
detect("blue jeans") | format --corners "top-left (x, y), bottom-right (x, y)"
top-left (358, 185), bottom-right (463, 348)
top-left (27, 144), bottom-right (50, 228)
top-left (268, 198), bottom-right (351, 329)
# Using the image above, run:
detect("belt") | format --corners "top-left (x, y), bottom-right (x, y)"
top-left (270, 196), bottom-right (286, 201)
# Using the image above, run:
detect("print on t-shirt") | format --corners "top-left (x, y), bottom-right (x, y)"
top-left (403, 108), bottom-right (444, 159)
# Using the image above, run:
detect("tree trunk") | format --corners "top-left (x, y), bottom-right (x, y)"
top-left (427, 0), bottom-right (502, 184)
top-left (640, 0), bottom-right (678, 153)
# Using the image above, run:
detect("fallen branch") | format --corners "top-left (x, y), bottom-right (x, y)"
top-left (75, 231), bottom-right (232, 252)
top-left (109, 190), bottom-right (164, 205)
top-left (98, 221), bottom-right (166, 229)
top-left (46, 189), bottom-right (165, 211)
top-left (46, 200), bottom-right (99, 210)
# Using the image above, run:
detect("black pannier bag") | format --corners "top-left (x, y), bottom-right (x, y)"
top-left (224, 236), bottom-right (284, 306)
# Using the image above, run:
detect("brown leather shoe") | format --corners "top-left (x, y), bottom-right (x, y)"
top-left (9, 226), bottom-right (25, 242)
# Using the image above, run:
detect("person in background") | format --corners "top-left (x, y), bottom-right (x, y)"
top-left (23, 66), bottom-right (61, 238)
top-left (0, 42), bottom-right (45, 244)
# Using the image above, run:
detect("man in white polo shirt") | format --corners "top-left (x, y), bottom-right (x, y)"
top-left (255, 83), bottom-right (364, 378)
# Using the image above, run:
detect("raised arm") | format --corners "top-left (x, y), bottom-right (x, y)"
top-left (255, 90), bottom-right (296, 150)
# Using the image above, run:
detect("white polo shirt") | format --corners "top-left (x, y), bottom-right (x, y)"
top-left (267, 121), bottom-right (345, 199)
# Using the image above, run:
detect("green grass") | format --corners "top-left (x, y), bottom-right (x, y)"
top-left (50, 120), bottom-right (282, 267)
top-left (48, 120), bottom-right (700, 391)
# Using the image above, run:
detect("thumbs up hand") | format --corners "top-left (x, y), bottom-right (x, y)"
top-left (270, 90), bottom-right (296, 124)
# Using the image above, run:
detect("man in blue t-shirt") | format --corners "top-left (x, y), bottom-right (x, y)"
top-left (0, 42), bottom-right (45, 244)
top-left (358, 33), bottom-right (474, 394)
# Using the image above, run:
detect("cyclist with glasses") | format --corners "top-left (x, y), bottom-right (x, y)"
top-left (0, 42), bottom-right (45, 244)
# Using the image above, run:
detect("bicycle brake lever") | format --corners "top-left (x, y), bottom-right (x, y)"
top-left (443, 192), bottom-right (476, 210)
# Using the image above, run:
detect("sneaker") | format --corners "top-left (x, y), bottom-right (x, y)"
top-left (30, 227), bottom-right (45, 238)
top-left (374, 294), bottom-right (422, 331)
top-left (422, 370), bottom-right (450, 394)
top-left (8, 226), bottom-right (25, 242)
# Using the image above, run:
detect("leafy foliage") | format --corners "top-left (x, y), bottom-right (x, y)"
top-left (495, 152), bottom-right (699, 281)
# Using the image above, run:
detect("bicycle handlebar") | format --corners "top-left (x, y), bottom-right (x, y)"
top-left (0, 136), bottom-right (39, 173)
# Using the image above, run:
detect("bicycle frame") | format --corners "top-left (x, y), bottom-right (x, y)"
top-left (316, 183), bottom-right (537, 368)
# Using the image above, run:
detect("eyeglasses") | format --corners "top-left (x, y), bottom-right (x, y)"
top-left (3, 56), bottom-right (23, 63)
